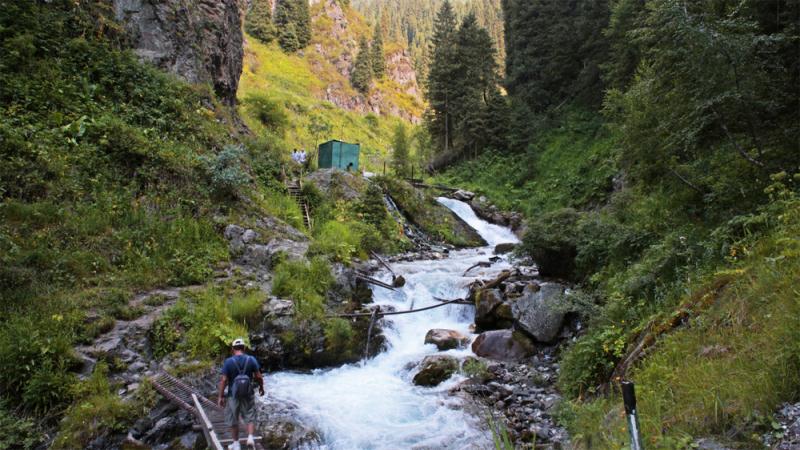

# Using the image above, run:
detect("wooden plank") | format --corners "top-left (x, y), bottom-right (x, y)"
top-left (193, 394), bottom-right (224, 450)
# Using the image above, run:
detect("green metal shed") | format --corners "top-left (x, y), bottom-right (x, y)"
top-left (317, 140), bottom-right (360, 171)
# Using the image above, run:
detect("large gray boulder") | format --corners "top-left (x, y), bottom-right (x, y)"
top-left (412, 355), bottom-right (459, 387)
top-left (471, 330), bottom-right (535, 361)
top-left (113, 0), bottom-right (243, 105)
top-left (424, 329), bottom-right (470, 351)
top-left (511, 283), bottom-right (567, 343)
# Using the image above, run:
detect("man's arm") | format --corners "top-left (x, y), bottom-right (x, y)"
top-left (254, 370), bottom-right (265, 396)
top-left (217, 375), bottom-right (228, 406)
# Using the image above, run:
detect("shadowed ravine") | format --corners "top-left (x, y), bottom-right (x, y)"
top-left (262, 198), bottom-right (519, 449)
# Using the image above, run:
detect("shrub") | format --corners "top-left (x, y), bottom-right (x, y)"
top-left (272, 257), bottom-right (334, 320)
top-left (182, 289), bottom-right (250, 359)
top-left (323, 318), bottom-right (354, 354)
top-left (229, 290), bottom-right (264, 328)
top-left (200, 144), bottom-right (252, 198)
top-left (0, 402), bottom-right (39, 450)
top-left (244, 94), bottom-right (289, 133)
top-left (308, 220), bottom-right (364, 263)
top-left (52, 364), bottom-right (133, 450)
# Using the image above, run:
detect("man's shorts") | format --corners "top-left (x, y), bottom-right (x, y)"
top-left (225, 395), bottom-right (256, 426)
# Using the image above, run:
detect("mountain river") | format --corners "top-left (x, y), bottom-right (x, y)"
top-left (263, 198), bottom-right (519, 449)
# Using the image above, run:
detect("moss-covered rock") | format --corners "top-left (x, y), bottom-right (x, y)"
top-left (412, 355), bottom-right (459, 387)
top-left (377, 177), bottom-right (485, 247)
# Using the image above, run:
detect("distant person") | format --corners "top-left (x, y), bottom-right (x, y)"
top-left (217, 338), bottom-right (264, 450)
top-left (291, 149), bottom-right (299, 163)
top-left (299, 149), bottom-right (307, 164)
top-left (346, 162), bottom-right (353, 172)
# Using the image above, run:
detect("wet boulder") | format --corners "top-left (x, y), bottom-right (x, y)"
top-left (424, 329), bottom-right (470, 351)
top-left (494, 243), bottom-right (517, 254)
top-left (471, 330), bottom-right (535, 361)
top-left (452, 189), bottom-right (475, 202)
top-left (412, 355), bottom-right (460, 387)
top-left (511, 283), bottom-right (567, 343)
top-left (474, 289), bottom-right (513, 331)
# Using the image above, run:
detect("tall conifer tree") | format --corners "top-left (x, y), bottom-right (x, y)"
top-left (426, 0), bottom-right (458, 153)
top-left (351, 37), bottom-right (373, 93)
top-left (392, 123), bottom-right (410, 177)
top-left (245, 0), bottom-right (275, 44)
top-left (371, 24), bottom-right (386, 79)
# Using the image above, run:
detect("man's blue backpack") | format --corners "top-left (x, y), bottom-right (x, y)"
top-left (231, 356), bottom-right (253, 399)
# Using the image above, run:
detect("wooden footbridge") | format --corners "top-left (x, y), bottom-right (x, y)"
top-left (150, 372), bottom-right (265, 450)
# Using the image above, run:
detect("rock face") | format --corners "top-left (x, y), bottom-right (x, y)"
top-left (511, 283), bottom-right (567, 343)
top-left (113, 0), bottom-right (244, 105)
top-left (304, 169), bottom-right (366, 201)
top-left (471, 330), bottom-right (535, 361)
top-left (424, 329), bottom-right (470, 351)
top-left (494, 243), bottom-right (517, 254)
top-left (412, 355), bottom-right (459, 387)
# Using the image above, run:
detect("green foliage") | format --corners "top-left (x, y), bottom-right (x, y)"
top-left (309, 220), bottom-right (364, 264)
top-left (272, 257), bottom-right (335, 320)
top-left (426, 9), bottom-right (503, 162)
top-left (391, 123), bottom-right (410, 177)
top-left (351, 37), bottom-right (373, 93)
top-left (201, 144), bottom-right (252, 199)
top-left (245, 0), bottom-right (275, 44)
top-left (503, 0), bottom-right (609, 113)
top-left (370, 24), bottom-right (386, 78)
top-left (244, 94), bottom-right (290, 134)
top-left (275, 0), bottom-right (312, 52)
top-left (52, 363), bottom-right (133, 450)
top-left (0, 312), bottom-right (78, 412)
top-left (0, 402), bottom-right (39, 450)
top-left (352, 0), bottom-right (505, 80)
top-left (182, 289), bottom-right (251, 359)
top-left (229, 290), bottom-right (264, 328)
top-left (323, 318), bottom-right (354, 355)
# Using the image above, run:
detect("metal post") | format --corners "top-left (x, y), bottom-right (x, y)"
top-left (383, 161), bottom-right (386, 176)
top-left (622, 381), bottom-right (644, 450)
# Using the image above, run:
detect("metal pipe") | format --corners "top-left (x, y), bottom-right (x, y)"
top-left (622, 381), bottom-right (644, 450)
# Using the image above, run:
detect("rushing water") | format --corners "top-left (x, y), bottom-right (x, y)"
top-left (264, 198), bottom-right (519, 449)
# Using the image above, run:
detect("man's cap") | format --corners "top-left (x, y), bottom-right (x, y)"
top-left (232, 338), bottom-right (246, 347)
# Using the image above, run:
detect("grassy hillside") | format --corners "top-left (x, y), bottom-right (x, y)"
top-left (239, 2), bottom-right (422, 172)
top-left (435, 109), bottom-right (800, 447)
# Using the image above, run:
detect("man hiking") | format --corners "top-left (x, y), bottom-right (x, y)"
top-left (218, 338), bottom-right (265, 450)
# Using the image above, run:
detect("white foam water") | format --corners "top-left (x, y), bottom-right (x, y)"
top-left (263, 198), bottom-right (519, 449)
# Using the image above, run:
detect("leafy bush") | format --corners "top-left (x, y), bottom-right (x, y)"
top-left (52, 364), bottom-right (133, 450)
top-left (0, 402), bottom-right (40, 450)
top-left (229, 290), bottom-right (264, 328)
top-left (272, 257), bottom-right (334, 320)
top-left (323, 318), bottom-right (354, 354)
top-left (244, 94), bottom-right (289, 133)
top-left (201, 144), bottom-right (252, 199)
top-left (308, 220), bottom-right (364, 264)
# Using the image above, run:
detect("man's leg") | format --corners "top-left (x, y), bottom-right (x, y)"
top-left (225, 397), bottom-right (241, 449)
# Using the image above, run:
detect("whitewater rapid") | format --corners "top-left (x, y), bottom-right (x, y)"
top-left (264, 198), bottom-right (519, 449)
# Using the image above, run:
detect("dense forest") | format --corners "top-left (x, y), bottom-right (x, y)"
top-left (352, 0), bottom-right (504, 80)
top-left (432, 0), bottom-right (800, 446)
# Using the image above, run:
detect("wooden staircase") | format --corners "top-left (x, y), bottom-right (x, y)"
top-left (287, 178), bottom-right (312, 230)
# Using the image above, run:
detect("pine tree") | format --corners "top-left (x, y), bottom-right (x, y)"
top-left (278, 22), bottom-right (301, 53)
top-left (391, 123), bottom-right (410, 178)
top-left (275, 0), bottom-right (311, 52)
top-left (351, 37), bottom-right (373, 93)
top-left (426, 0), bottom-right (458, 154)
top-left (371, 24), bottom-right (386, 79)
top-left (294, 0), bottom-right (312, 48)
top-left (245, 0), bottom-right (275, 45)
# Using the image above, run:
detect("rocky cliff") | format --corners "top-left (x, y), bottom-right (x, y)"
top-left (308, 0), bottom-right (423, 122)
top-left (113, 0), bottom-right (244, 105)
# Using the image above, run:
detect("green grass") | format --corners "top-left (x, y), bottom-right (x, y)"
top-left (563, 196), bottom-right (800, 448)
